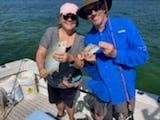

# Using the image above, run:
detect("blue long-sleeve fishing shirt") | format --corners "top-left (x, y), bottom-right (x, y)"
top-left (84, 17), bottom-right (149, 105)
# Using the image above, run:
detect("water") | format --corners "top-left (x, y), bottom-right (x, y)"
top-left (0, 0), bottom-right (160, 95)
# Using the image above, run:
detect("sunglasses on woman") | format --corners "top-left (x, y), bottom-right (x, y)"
top-left (84, 2), bottom-right (103, 16)
top-left (63, 14), bottom-right (78, 21)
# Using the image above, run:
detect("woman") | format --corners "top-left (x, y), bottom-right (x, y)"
top-left (36, 2), bottom-right (84, 120)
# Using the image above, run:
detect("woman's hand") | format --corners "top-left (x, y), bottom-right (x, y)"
top-left (62, 79), bottom-right (82, 88)
top-left (53, 52), bottom-right (68, 63)
top-left (39, 68), bottom-right (49, 78)
top-left (74, 79), bottom-right (82, 87)
top-left (62, 80), bottom-right (71, 88)
top-left (53, 52), bottom-right (76, 63)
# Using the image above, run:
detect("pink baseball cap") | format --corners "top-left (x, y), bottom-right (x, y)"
top-left (60, 2), bottom-right (79, 15)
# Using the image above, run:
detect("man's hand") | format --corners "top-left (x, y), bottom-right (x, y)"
top-left (99, 41), bottom-right (117, 58)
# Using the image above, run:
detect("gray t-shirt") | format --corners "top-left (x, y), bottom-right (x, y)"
top-left (40, 27), bottom-right (84, 88)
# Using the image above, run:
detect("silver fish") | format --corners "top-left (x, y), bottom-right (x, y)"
top-left (45, 41), bottom-right (66, 73)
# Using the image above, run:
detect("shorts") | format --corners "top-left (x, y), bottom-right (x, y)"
top-left (113, 98), bottom-right (135, 119)
top-left (47, 84), bottom-right (78, 108)
top-left (88, 95), bottom-right (135, 120)
top-left (87, 95), bottom-right (112, 120)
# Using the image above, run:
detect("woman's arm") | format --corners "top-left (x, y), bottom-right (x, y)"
top-left (36, 45), bottom-right (49, 78)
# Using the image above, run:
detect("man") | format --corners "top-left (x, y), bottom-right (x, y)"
top-left (77, 0), bottom-right (148, 120)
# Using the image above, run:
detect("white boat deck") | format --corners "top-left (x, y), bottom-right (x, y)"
top-left (135, 91), bottom-right (160, 120)
top-left (3, 88), bottom-right (160, 120)
top-left (0, 58), bottom-right (160, 120)
top-left (6, 93), bottom-right (58, 120)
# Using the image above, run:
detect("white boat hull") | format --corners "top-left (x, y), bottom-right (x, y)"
top-left (0, 58), bottom-right (159, 120)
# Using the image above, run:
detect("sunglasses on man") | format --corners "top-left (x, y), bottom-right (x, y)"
top-left (84, 2), bottom-right (103, 16)
top-left (63, 13), bottom-right (78, 21)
